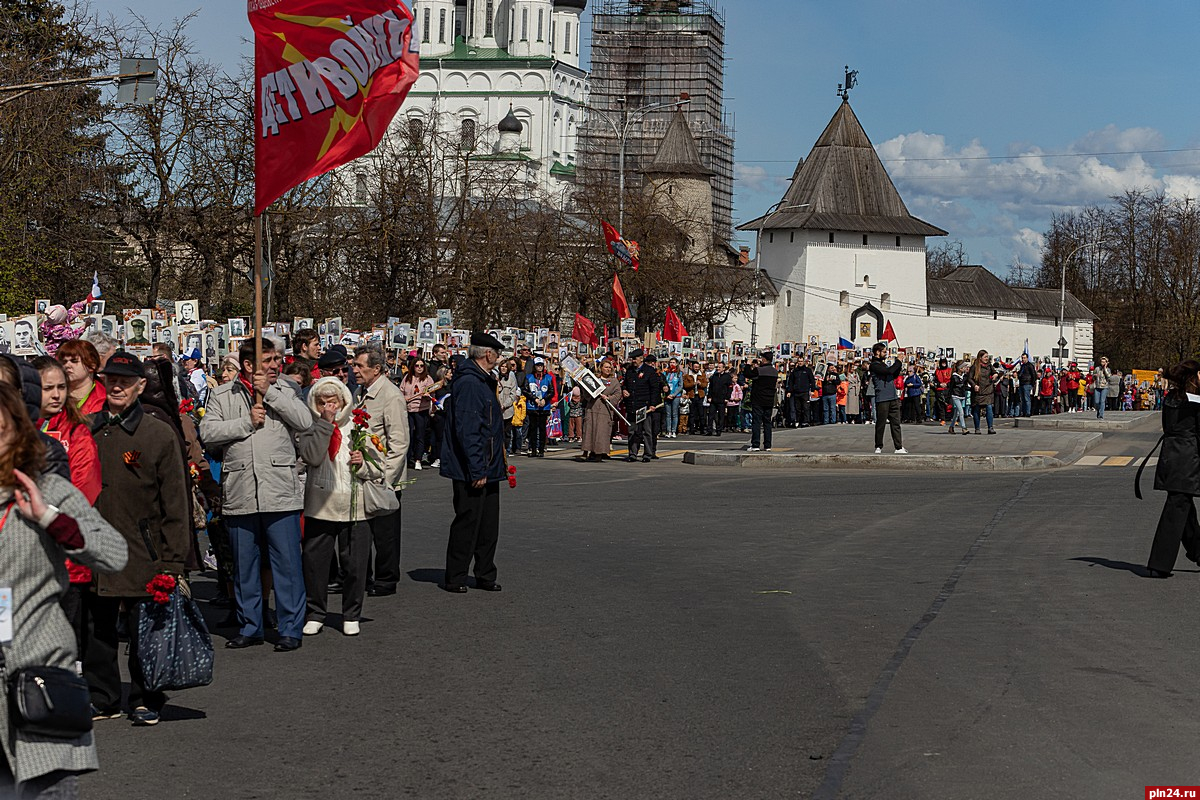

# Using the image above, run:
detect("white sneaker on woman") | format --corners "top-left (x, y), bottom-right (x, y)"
top-left (343, 621), bottom-right (360, 636)
top-left (303, 620), bottom-right (323, 636)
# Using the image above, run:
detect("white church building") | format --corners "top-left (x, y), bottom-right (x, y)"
top-left (398, 0), bottom-right (589, 201)
top-left (732, 100), bottom-right (1097, 364)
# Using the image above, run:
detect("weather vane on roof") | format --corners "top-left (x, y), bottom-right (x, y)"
top-left (837, 66), bottom-right (859, 101)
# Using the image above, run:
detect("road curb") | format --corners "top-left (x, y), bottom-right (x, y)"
top-left (1012, 412), bottom-right (1158, 433)
top-left (683, 451), bottom-right (1064, 471)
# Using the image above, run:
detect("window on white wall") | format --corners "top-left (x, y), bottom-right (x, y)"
top-left (460, 118), bottom-right (476, 151)
top-left (881, 292), bottom-right (891, 310)
top-left (422, 8), bottom-right (430, 42)
top-left (537, 8), bottom-right (544, 41)
top-left (565, 21), bottom-right (572, 53)
top-left (551, 19), bottom-right (556, 50)
top-left (516, 111), bottom-right (532, 150)
top-left (786, 290), bottom-right (792, 308)
top-left (840, 290), bottom-right (850, 307)
top-left (485, 0), bottom-right (494, 37)
top-left (439, 9), bottom-right (447, 43)
top-left (354, 172), bottom-right (367, 205)
top-left (521, 8), bottom-right (528, 40)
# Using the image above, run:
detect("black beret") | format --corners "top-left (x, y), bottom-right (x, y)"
top-left (317, 350), bottom-right (347, 369)
top-left (630, 348), bottom-right (644, 359)
top-left (470, 331), bottom-right (505, 351)
top-left (644, 353), bottom-right (657, 362)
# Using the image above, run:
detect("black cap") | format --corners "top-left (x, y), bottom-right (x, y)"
top-left (630, 348), bottom-right (644, 359)
top-left (644, 353), bottom-right (657, 363)
top-left (99, 350), bottom-right (145, 378)
top-left (317, 350), bottom-right (347, 369)
top-left (330, 344), bottom-right (348, 357)
top-left (470, 331), bottom-right (505, 352)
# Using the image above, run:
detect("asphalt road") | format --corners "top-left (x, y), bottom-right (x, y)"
top-left (82, 425), bottom-right (1182, 799)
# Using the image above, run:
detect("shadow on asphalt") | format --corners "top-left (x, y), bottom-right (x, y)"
top-left (406, 568), bottom-right (443, 584)
top-left (158, 705), bottom-right (207, 723)
top-left (1070, 556), bottom-right (1200, 575)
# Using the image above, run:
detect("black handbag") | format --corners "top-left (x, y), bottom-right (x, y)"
top-left (1, 648), bottom-right (93, 739)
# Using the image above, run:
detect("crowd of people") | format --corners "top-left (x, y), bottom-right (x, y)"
top-left (0, 311), bottom-right (1178, 797)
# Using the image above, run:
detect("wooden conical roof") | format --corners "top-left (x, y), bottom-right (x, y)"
top-left (645, 109), bottom-right (713, 178)
top-left (740, 100), bottom-right (946, 236)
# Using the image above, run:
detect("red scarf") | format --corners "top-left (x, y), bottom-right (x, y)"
top-left (328, 426), bottom-right (342, 461)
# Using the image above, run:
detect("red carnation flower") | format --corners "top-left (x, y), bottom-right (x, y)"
top-left (508, 465), bottom-right (516, 475)
top-left (508, 476), bottom-right (517, 488)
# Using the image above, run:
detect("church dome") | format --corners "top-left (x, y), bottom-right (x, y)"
top-left (498, 107), bottom-right (523, 134)
top-left (554, 0), bottom-right (587, 9)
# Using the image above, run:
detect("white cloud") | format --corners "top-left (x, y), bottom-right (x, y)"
top-left (1012, 228), bottom-right (1045, 263)
top-left (734, 162), bottom-right (788, 196)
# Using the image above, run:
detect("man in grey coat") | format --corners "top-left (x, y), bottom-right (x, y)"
top-left (200, 338), bottom-right (312, 652)
top-left (352, 345), bottom-right (409, 596)
top-left (869, 342), bottom-right (907, 454)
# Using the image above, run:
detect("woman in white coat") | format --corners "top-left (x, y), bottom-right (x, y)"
top-left (297, 377), bottom-right (387, 636)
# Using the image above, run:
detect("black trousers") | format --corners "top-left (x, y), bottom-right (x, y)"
top-left (408, 410), bottom-right (429, 467)
top-left (707, 402), bottom-right (724, 434)
top-left (304, 518), bottom-right (370, 622)
top-left (1148, 492), bottom-right (1200, 573)
top-left (874, 399), bottom-right (903, 450)
top-left (367, 493), bottom-right (403, 592)
top-left (527, 410), bottom-right (549, 454)
top-left (85, 594), bottom-right (164, 713)
top-left (629, 405), bottom-right (656, 457)
top-left (445, 480), bottom-right (500, 588)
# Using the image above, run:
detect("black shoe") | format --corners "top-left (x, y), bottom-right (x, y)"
top-left (475, 581), bottom-right (502, 592)
top-left (274, 636), bottom-right (302, 652)
top-left (367, 586), bottom-right (396, 597)
top-left (1146, 568), bottom-right (1172, 579)
top-left (441, 583), bottom-right (468, 593)
top-left (225, 635), bottom-right (264, 650)
top-left (537, 452), bottom-right (545, 458)
top-left (987, 429), bottom-right (996, 435)
top-left (650, 455), bottom-right (659, 460)
top-left (625, 455), bottom-right (636, 462)
top-left (641, 456), bottom-right (651, 463)
top-left (209, 593), bottom-right (232, 608)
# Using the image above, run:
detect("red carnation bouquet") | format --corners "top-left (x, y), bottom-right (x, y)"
top-left (507, 464), bottom-right (517, 489)
top-left (145, 573), bottom-right (177, 605)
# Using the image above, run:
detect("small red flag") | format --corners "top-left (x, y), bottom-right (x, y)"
top-left (881, 320), bottom-right (897, 342)
top-left (663, 306), bottom-right (688, 342)
top-left (571, 313), bottom-right (599, 347)
top-left (602, 220), bottom-right (640, 271)
top-left (612, 273), bottom-right (631, 320)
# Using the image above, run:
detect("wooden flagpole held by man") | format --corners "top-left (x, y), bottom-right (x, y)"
top-left (247, 0), bottom-right (421, 402)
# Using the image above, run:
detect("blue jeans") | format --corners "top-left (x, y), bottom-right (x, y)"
top-left (822, 395), bottom-right (837, 424)
top-left (227, 511), bottom-right (307, 640)
top-left (1094, 387), bottom-right (1107, 418)
top-left (972, 403), bottom-right (995, 431)
top-left (665, 397), bottom-right (680, 434)
top-left (1020, 384), bottom-right (1033, 417)
top-left (750, 404), bottom-right (773, 448)
top-left (950, 397), bottom-right (967, 430)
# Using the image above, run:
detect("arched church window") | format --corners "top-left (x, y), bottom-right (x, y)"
top-left (460, 118), bottom-right (476, 151)
top-left (881, 292), bottom-right (891, 310)
top-left (786, 290), bottom-right (792, 308)
top-left (485, 0), bottom-right (494, 37)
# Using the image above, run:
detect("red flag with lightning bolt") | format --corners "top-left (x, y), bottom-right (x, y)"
top-left (249, 0), bottom-right (420, 214)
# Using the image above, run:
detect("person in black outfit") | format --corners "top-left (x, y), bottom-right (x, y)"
top-left (439, 333), bottom-right (507, 593)
top-left (1017, 353), bottom-right (1038, 417)
top-left (706, 363), bottom-right (732, 436)
top-left (745, 354), bottom-right (778, 450)
top-left (622, 349), bottom-right (662, 462)
top-left (869, 343), bottom-right (906, 453)
top-left (1145, 359), bottom-right (1200, 578)
top-left (787, 356), bottom-right (815, 427)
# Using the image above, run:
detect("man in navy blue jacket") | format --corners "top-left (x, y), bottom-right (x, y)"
top-left (440, 332), bottom-right (507, 593)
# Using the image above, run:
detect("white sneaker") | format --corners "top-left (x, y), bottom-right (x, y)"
top-left (342, 621), bottom-right (360, 636)
top-left (748, 447), bottom-right (760, 452)
top-left (874, 447), bottom-right (882, 454)
top-left (414, 461), bottom-right (422, 471)
top-left (431, 459), bottom-right (440, 468)
top-left (895, 448), bottom-right (908, 454)
top-left (303, 620), bottom-right (323, 636)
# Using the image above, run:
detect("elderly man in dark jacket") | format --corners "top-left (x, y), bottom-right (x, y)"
top-left (86, 350), bottom-right (190, 726)
top-left (440, 332), bottom-right (507, 593)
top-left (786, 356), bottom-right (816, 427)
top-left (622, 349), bottom-right (663, 462)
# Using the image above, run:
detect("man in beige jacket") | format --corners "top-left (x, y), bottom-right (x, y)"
top-left (352, 346), bottom-right (409, 596)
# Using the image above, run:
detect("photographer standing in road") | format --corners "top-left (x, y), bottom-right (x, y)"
top-left (869, 343), bottom-right (906, 454)
top-left (744, 353), bottom-right (778, 452)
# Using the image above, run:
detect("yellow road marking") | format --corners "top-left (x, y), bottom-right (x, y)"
top-left (1103, 456), bottom-right (1134, 467)
top-left (1029, 450), bottom-right (1058, 456)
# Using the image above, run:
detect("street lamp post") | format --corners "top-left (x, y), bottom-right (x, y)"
top-left (1057, 240), bottom-right (1107, 367)
top-left (750, 201), bottom-right (812, 350)
top-left (588, 95), bottom-right (690, 233)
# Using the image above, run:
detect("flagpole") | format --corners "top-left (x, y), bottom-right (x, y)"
top-left (254, 212), bottom-right (264, 407)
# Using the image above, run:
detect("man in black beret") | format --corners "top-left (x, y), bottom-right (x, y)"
top-left (622, 348), bottom-right (662, 462)
top-left (439, 331), bottom-right (507, 592)
top-left (317, 349), bottom-right (350, 384)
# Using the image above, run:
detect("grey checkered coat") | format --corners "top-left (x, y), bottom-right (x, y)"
top-left (0, 474), bottom-right (127, 784)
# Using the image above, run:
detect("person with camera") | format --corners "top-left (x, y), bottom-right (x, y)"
top-left (744, 353), bottom-right (779, 452)
top-left (0, 383), bottom-right (127, 797)
top-left (869, 343), bottom-right (907, 454)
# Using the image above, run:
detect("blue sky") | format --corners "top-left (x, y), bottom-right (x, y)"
top-left (89, 0), bottom-right (1200, 274)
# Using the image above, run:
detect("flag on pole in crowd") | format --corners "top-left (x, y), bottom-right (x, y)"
top-left (89, 272), bottom-right (101, 300)
top-left (571, 313), bottom-right (599, 347)
top-left (662, 306), bottom-right (688, 342)
top-left (248, 0), bottom-right (421, 215)
top-left (838, 336), bottom-right (854, 349)
top-left (1023, 338), bottom-right (1030, 356)
top-left (612, 273), bottom-right (631, 319)
top-left (881, 321), bottom-right (897, 342)
top-left (601, 220), bottom-right (640, 271)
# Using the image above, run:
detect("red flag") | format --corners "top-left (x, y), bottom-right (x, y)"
top-left (881, 320), bottom-right (897, 342)
top-left (663, 306), bottom-right (688, 342)
top-left (571, 313), bottom-right (599, 347)
top-left (602, 220), bottom-right (640, 271)
top-left (249, 0), bottom-right (421, 215)
top-left (612, 273), bottom-right (631, 319)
